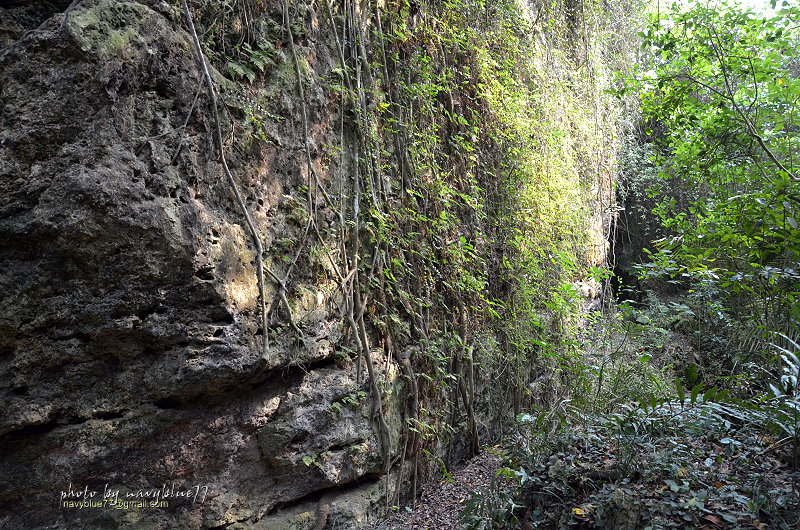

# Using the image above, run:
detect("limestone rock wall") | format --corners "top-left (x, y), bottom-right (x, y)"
top-left (0, 0), bottom-right (623, 527)
top-left (0, 1), bottom-right (400, 527)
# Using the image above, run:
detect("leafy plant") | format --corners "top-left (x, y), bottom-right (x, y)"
top-left (459, 473), bottom-right (521, 530)
top-left (301, 453), bottom-right (324, 472)
top-left (225, 41), bottom-right (276, 83)
top-left (622, 0), bottom-right (800, 335)
top-left (767, 334), bottom-right (800, 466)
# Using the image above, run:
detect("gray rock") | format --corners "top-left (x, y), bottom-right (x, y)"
top-left (0, 1), bottom-right (400, 527)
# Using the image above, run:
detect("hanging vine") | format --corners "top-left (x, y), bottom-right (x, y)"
top-left (181, 0), bottom-right (269, 355)
top-left (181, 0), bottom-right (619, 516)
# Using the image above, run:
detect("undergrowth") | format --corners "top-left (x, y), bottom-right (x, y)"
top-left (460, 306), bottom-right (800, 529)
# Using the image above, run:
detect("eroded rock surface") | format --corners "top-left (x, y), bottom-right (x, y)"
top-left (0, 0), bottom-right (614, 526)
top-left (0, 1), bottom-right (398, 527)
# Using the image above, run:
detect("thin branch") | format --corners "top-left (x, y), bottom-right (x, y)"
top-left (705, 26), bottom-right (798, 181)
top-left (169, 83), bottom-right (204, 164)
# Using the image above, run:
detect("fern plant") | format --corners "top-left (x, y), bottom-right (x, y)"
top-left (768, 334), bottom-right (800, 466)
top-left (225, 41), bottom-right (276, 83)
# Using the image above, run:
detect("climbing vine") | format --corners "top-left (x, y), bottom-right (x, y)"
top-left (179, 0), bottom-right (633, 514)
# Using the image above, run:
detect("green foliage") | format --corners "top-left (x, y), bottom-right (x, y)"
top-left (301, 452), bottom-right (324, 472)
top-left (225, 41), bottom-right (276, 83)
top-left (183, 0), bottom-right (273, 58)
top-left (469, 348), bottom-right (800, 527)
top-left (455, 2), bottom-right (800, 526)
top-left (581, 308), bottom-right (675, 413)
top-left (338, 0), bottom-right (640, 462)
top-left (607, 334), bottom-right (800, 470)
top-left (623, 0), bottom-right (800, 333)
top-left (328, 390), bottom-right (368, 415)
top-left (460, 473), bottom-right (521, 530)
top-left (191, 0), bottom-right (644, 506)
top-left (617, 139), bottom-right (665, 247)
top-left (335, 0), bottom-right (647, 489)
top-left (767, 334), bottom-right (800, 465)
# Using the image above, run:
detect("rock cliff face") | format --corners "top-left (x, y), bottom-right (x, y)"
top-left (0, 1), bottom-right (395, 527)
top-left (0, 0), bottom-right (623, 527)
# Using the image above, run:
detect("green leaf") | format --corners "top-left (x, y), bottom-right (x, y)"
top-left (690, 383), bottom-right (703, 405)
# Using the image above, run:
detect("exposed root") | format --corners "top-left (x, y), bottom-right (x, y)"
top-left (181, 0), bottom-right (268, 354)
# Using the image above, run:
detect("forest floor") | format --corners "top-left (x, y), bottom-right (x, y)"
top-left (376, 430), bottom-right (799, 529)
top-left (376, 303), bottom-right (800, 529)
top-left (376, 451), bottom-right (503, 529)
